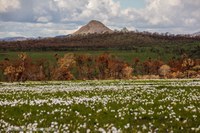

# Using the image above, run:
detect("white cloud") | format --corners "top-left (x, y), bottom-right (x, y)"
top-left (59, 0), bottom-right (121, 24)
top-left (0, 21), bottom-right (77, 38)
top-left (0, 0), bottom-right (21, 12)
top-left (36, 16), bottom-right (52, 23)
top-left (121, 0), bottom-right (200, 33)
top-left (54, 0), bottom-right (86, 11)
top-left (0, 0), bottom-right (200, 37)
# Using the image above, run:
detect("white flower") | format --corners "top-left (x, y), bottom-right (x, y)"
top-left (98, 128), bottom-right (106, 133)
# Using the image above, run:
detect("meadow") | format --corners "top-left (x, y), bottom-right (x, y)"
top-left (0, 49), bottom-right (175, 64)
top-left (0, 79), bottom-right (199, 132)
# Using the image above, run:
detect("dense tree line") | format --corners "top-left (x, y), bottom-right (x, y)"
top-left (0, 53), bottom-right (200, 82)
top-left (1, 31), bottom-right (200, 51)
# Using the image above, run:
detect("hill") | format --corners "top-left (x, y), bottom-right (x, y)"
top-left (193, 31), bottom-right (200, 36)
top-left (0, 37), bottom-right (27, 42)
top-left (73, 20), bottom-right (113, 35)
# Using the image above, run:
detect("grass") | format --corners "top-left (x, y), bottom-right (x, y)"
top-left (0, 80), bottom-right (199, 132)
top-left (0, 49), bottom-right (175, 64)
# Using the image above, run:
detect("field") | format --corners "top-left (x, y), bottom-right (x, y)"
top-left (0, 79), bottom-right (200, 132)
top-left (0, 49), bottom-right (176, 64)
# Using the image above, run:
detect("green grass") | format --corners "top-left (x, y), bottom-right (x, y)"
top-left (1, 41), bottom-right (199, 64)
top-left (0, 49), bottom-right (175, 64)
top-left (0, 80), bottom-right (199, 132)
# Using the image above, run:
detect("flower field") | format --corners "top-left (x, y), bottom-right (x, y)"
top-left (0, 79), bottom-right (200, 132)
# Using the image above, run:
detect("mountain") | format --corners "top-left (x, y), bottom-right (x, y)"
top-left (73, 20), bottom-right (113, 35)
top-left (55, 34), bottom-right (72, 38)
top-left (192, 31), bottom-right (200, 36)
top-left (121, 27), bottom-right (129, 33)
top-left (0, 37), bottom-right (27, 42)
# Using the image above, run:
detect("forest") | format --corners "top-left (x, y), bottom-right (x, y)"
top-left (1, 31), bottom-right (200, 60)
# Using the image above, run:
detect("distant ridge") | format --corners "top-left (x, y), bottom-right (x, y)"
top-left (73, 20), bottom-right (113, 35)
top-left (0, 37), bottom-right (27, 42)
top-left (193, 31), bottom-right (200, 36)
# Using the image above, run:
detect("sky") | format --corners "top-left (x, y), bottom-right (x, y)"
top-left (114, 0), bottom-right (145, 9)
top-left (0, 0), bottom-right (200, 38)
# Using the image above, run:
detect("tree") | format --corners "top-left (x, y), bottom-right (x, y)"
top-left (3, 66), bottom-right (16, 82)
top-left (51, 53), bottom-right (76, 80)
top-left (122, 64), bottom-right (133, 79)
top-left (158, 65), bottom-right (171, 78)
top-left (182, 58), bottom-right (195, 71)
top-left (76, 55), bottom-right (96, 80)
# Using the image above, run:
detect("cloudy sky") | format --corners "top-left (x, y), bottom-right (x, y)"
top-left (0, 0), bottom-right (200, 38)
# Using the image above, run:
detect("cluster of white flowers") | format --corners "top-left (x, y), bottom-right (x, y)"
top-left (0, 79), bottom-right (199, 132)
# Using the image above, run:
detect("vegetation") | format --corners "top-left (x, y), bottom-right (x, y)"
top-left (0, 52), bottom-right (200, 82)
top-left (1, 28), bottom-right (200, 133)
top-left (0, 50), bottom-right (175, 64)
top-left (0, 80), bottom-right (199, 132)
top-left (0, 31), bottom-right (200, 58)
top-left (1, 31), bottom-right (200, 81)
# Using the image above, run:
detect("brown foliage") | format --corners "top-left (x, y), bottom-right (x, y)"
top-left (143, 58), bottom-right (163, 75)
top-left (1, 53), bottom-right (46, 82)
top-left (158, 65), bottom-right (171, 78)
top-left (75, 54), bottom-right (95, 80)
top-left (51, 53), bottom-right (75, 80)
top-left (51, 67), bottom-right (74, 80)
top-left (95, 53), bottom-right (133, 79)
top-left (1, 52), bottom-right (200, 82)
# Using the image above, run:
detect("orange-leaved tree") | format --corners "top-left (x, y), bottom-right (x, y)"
top-left (51, 53), bottom-right (76, 80)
